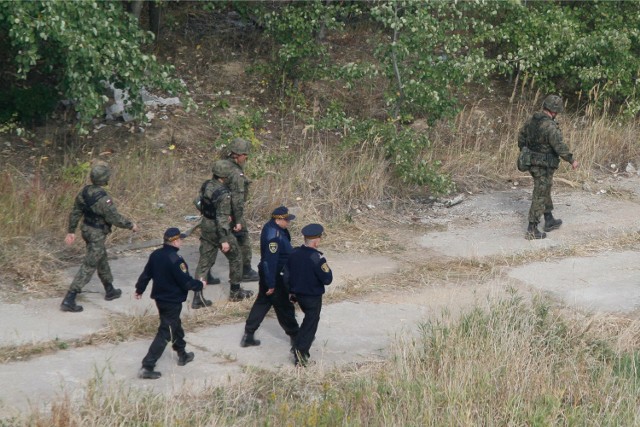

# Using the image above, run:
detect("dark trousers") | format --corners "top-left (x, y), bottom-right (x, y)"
top-left (294, 294), bottom-right (323, 358)
top-left (244, 271), bottom-right (299, 337)
top-left (142, 300), bottom-right (186, 369)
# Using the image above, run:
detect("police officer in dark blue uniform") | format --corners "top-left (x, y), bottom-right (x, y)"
top-left (286, 223), bottom-right (333, 367)
top-left (240, 206), bottom-right (300, 347)
top-left (135, 228), bottom-right (206, 379)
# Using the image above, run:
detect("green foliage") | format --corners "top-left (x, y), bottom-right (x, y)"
top-left (61, 161), bottom-right (91, 185)
top-left (0, 1), bottom-right (186, 131)
top-left (346, 119), bottom-right (453, 193)
top-left (489, 1), bottom-right (640, 115)
top-left (371, 1), bottom-right (495, 123)
top-left (0, 84), bottom-right (58, 124)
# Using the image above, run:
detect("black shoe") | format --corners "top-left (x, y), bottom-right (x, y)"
top-left (242, 268), bottom-right (259, 282)
top-left (104, 284), bottom-right (122, 301)
top-left (138, 367), bottom-right (162, 379)
top-left (525, 223), bottom-right (546, 240)
top-left (191, 291), bottom-right (212, 309)
top-left (230, 286), bottom-right (254, 302)
top-left (293, 350), bottom-right (310, 367)
top-left (60, 291), bottom-right (83, 312)
top-left (206, 271), bottom-right (221, 285)
top-left (177, 352), bottom-right (195, 366)
top-left (240, 333), bottom-right (261, 347)
top-left (543, 214), bottom-right (563, 232)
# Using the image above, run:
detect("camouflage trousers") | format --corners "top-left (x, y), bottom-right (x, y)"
top-left (528, 166), bottom-right (555, 224)
top-left (234, 220), bottom-right (253, 271)
top-left (69, 226), bottom-right (113, 293)
top-left (195, 219), bottom-right (242, 283)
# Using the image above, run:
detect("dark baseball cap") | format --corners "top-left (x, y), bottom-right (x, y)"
top-left (164, 227), bottom-right (186, 242)
top-left (301, 223), bottom-right (324, 239)
top-left (271, 206), bottom-right (296, 221)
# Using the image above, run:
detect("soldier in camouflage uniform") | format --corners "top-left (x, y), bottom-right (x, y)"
top-left (220, 137), bottom-right (260, 282)
top-left (61, 162), bottom-right (139, 312)
top-left (194, 160), bottom-right (253, 304)
top-left (518, 95), bottom-right (579, 240)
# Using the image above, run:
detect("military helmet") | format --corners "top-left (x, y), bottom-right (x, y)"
top-left (542, 95), bottom-right (564, 113)
top-left (90, 162), bottom-right (111, 185)
top-left (211, 160), bottom-right (232, 178)
top-left (228, 137), bottom-right (251, 155)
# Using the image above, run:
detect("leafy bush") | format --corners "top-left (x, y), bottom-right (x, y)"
top-left (0, 1), bottom-right (186, 130)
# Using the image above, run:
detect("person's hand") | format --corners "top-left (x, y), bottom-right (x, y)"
top-left (233, 223), bottom-right (242, 232)
top-left (131, 223), bottom-right (140, 232)
top-left (266, 288), bottom-right (275, 296)
top-left (221, 242), bottom-right (230, 253)
top-left (571, 160), bottom-right (579, 170)
top-left (134, 293), bottom-right (142, 300)
top-left (201, 280), bottom-right (207, 289)
top-left (65, 233), bottom-right (75, 246)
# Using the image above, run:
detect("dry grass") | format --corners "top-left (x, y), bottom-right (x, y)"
top-left (13, 295), bottom-right (640, 426)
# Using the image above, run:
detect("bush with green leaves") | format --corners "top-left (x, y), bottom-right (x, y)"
top-left (0, 1), bottom-right (186, 131)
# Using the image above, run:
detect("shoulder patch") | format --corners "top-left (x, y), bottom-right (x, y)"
top-left (321, 263), bottom-right (330, 273)
top-left (179, 263), bottom-right (187, 273)
top-left (269, 242), bottom-right (278, 253)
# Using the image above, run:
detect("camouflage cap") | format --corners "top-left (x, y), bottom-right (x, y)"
top-left (211, 160), bottom-right (232, 178)
top-left (542, 94), bottom-right (564, 113)
top-left (228, 137), bottom-right (251, 155)
top-left (90, 162), bottom-right (111, 185)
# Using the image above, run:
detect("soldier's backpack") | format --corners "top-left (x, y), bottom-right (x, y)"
top-left (195, 180), bottom-right (229, 219)
top-left (517, 147), bottom-right (532, 172)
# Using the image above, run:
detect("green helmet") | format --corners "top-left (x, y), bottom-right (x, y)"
top-left (542, 95), bottom-right (564, 113)
top-left (90, 163), bottom-right (111, 185)
top-left (211, 160), bottom-right (232, 178)
top-left (228, 137), bottom-right (251, 155)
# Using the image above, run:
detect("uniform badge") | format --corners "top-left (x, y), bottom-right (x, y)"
top-left (180, 263), bottom-right (187, 273)
top-left (269, 242), bottom-right (278, 253)
top-left (321, 263), bottom-right (330, 273)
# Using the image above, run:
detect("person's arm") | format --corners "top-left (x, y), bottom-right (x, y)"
top-left (135, 256), bottom-right (154, 297)
top-left (312, 252), bottom-right (333, 286)
top-left (95, 194), bottom-right (137, 231)
top-left (65, 192), bottom-right (84, 245)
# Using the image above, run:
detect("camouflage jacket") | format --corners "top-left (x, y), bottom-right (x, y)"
top-left (200, 179), bottom-right (233, 243)
top-left (67, 185), bottom-right (133, 234)
top-left (518, 112), bottom-right (574, 165)
top-left (220, 158), bottom-right (251, 224)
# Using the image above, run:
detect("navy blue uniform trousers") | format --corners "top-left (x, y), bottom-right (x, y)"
top-left (142, 300), bottom-right (186, 369)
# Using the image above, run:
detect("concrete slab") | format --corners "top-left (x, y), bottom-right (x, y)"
top-left (418, 189), bottom-right (640, 258)
top-left (508, 251), bottom-right (640, 313)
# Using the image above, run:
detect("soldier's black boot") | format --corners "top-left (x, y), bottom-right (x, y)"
top-left (60, 291), bottom-right (83, 312)
top-left (525, 222), bottom-right (547, 240)
top-left (103, 283), bottom-right (122, 301)
top-left (240, 332), bottom-right (261, 347)
top-left (543, 212), bottom-right (563, 232)
top-left (177, 351), bottom-right (195, 366)
top-left (191, 291), bottom-right (212, 309)
top-left (206, 270), bottom-right (221, 285)
top-left (242, 266), bottom-right (259, 282)
top-left (229, 283), bottom-right (254, 301)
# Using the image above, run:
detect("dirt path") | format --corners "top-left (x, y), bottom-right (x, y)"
top-left (1, 174), bottom-right (640, 418)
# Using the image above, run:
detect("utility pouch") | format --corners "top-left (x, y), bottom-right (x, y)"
top-left (517, 147), bottom-right (532, 172)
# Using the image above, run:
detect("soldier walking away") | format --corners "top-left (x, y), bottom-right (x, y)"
top-left (220, 137), bottom-right (260, 282)
top-left (518, 95), bottom-right (579, 240)
top-left (61, 161), bottom-right (139, 312)
top-left (194, 160), bottom-right (253, 305)
top-left (135, 228), bottom-right (205, 380)
top-left (240, 206), bottom-right (300, 348)
top-left (286, 224), bottom-right (333, 367)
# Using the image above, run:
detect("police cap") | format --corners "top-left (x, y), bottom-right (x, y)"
top-left (164, 227), bottom-right (186, 242)
top-left (272, 205), bottom-right (296, 221)
top-left (301, 223), bottom-right (324, 239)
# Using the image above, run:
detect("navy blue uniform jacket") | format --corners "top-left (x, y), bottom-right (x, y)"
top-left (135, 244), bottom-right (203, 303)
top-left (286, 245), bottom-right (333, 296)
top-left (259, 219), bottom-right (293, 289)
